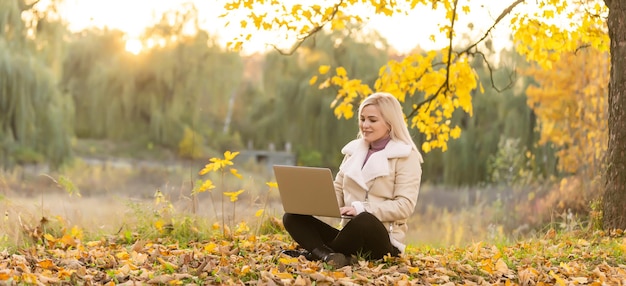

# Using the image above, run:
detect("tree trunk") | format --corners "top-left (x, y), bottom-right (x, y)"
top-left (603, 0), bottom-right (626, 230)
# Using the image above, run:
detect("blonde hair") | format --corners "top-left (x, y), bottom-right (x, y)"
top-left (357, 92), bottom-right (419, 151)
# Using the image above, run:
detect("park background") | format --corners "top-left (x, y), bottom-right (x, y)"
top-left (0, 0), bottom-right (606, 247)
top-left (0, 0), bottom-right (621, 284)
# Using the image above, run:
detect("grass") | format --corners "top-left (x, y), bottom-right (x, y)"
top-left (1, 151), bottom-right (623, 284)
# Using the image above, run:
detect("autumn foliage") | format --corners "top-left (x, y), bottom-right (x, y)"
top-left (2, 217), bottom-right (626, 284)
top-left (525, 48), bottom-right (608, 177)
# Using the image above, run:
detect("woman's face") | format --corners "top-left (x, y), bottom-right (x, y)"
top-left (359, 104), bottom-right (389, 143)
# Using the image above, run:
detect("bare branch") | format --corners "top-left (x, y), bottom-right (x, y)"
top-left (574, 44), bottom-right (592, 55)
top-left (269, 0), bottom-right (344, 55)
top-left (445, 0), bottom-right (459, 92)
top-left (407, 83), bottom-right (447, 119)
top-left (462, 0), bottom-right (524, 53)
top-left (474, 51), bottom-right (516, 92)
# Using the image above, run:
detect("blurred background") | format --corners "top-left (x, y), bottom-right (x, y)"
top-left (0, 0), bottom-right (607, 247)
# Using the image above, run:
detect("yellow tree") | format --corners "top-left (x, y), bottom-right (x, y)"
top-left (223, 0), bottom-right (625, 230)
top-left (525, 49), bottom-right (608, 177)
top-left (523, 48), bottom-right (608, 212)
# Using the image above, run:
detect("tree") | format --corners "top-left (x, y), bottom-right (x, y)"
top-left (235, 28), bottom-right (388, 167)
top-left (0, 0), bottom-right (72, 168)
top-left (524, 49), bottom-right (608, 179)
top-left (602, 0), bottom-right (626, 230)
top-left (62, 4), bottom-right (244, 153)
top-left (223, 0), bottom-right (625, 229)
top-left (522, 47), bottom-right (609, 215)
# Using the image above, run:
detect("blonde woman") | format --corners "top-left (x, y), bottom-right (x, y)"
top-left (282, 92), bottom-right (423, 267)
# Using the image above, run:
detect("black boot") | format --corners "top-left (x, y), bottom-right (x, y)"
top-left (280, 249), bottom-right (315, 260)
top-left (311, 245), bottom-right (350, 268)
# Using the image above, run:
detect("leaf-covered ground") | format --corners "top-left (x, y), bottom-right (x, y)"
top-left (1, 228), bottom-right (625, 285)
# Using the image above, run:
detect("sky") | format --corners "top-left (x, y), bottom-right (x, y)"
top-left (56, 0), bottom-right (516, 55)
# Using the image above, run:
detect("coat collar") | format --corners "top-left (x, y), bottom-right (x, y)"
top-left (340, 138), bottom-right (413, 190)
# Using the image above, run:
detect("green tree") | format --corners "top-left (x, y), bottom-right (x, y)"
top-left (62, 4), bottom-right (244, 153)
top-left (0, 0), bottom-right (72, 168)
top-left (235, 29), bottom-right (388, 167)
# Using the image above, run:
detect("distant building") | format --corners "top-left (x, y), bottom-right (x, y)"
top-left (235, 142), bottom-right (296, 171)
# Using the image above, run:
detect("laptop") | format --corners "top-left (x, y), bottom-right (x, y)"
top-left (273, 165), bottom-right (351, 218)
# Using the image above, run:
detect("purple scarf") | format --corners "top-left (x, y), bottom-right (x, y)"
top-left (363, 135), bottom-right (391, 167)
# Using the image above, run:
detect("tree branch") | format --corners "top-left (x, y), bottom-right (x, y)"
top-left (462, 0), bottom-right (524, 53)
top-left (407, 83), bottom-right (447, 119)
top-left (270, 0), bottom-right (344, 55)
top-left (445, 0), bottom-right (459, 93)
top-left (474, 51), bottom-right (516, 92)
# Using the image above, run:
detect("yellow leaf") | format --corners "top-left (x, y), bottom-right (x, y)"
top-left (60, 234), bottom-right (77, 247)
top-left (195, 179), bottom-right (216, 194)
top-left (480, 260), bottom-right (494, 274)
top-left (38, 259), bottom-right (55, 270)
top-left (255, 209), bottom-right (264, 217)
top-left (450, 126), bottom-right (461, 139)
top-left (116, 251), bottom-right (130, 260)
top-left (43, 233), bottom-right (56, 242)
top-left (241, 265), bottom-right (251, 274)
top-left (331, 18), bottom-right (345, 30)
top-left (266, 181), bottom-right (278, 188)
top-left (204, 242), bottom-right (217, 253)
top-left (224, 150), bottom-right (240, 161)
top-left (21, 273), bottom-right (38, 284)
top-left (319, 65), bottom-right (330, 74)
top-left (278, 257), bottom-right (298, 264)
top-left (309, 75), bottom-right (318, 85)
top-left (157, 257), bottom-right (179, 270)
top-left (549, 270), bottom-right (566, 286)
top-left (86, 240), bottom-right (101, 247)
top-left (230, 168), bottom-right (243, 179)
top-left (70, 226), bottom-right (83, 239)
top-left (421, 142), bottom-right (432, 153)
top-left (322, 74), bottom-right (338, 88)
top-left (273, 270), bottom-right (293, 279)
top-left (336, 66), bottom-right (347, 77)
top-left (199, 162), bottom-right (217, 175)
top-left (154, 189), bottom-right (164, 204)
top-left (224, 189), bottom-right (245, 202)
top-left (236, 221), bottom-right (250, 233)
top-left (155, 220), bottom-right (165, 232)
top-left (251, 12), bottom-right (264, 29)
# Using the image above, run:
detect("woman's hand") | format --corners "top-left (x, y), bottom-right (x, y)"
top-left (340, 206), bottom-right (357, 217)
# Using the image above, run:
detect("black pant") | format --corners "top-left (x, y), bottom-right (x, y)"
top-left (282, 212), bottom-right (400, 259)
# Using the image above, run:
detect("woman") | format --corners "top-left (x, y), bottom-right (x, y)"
top-left (282, 92), bottom-right (423, 267)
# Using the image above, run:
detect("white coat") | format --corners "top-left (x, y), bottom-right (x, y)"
top-left (334, 138), bottom-right (423, 252)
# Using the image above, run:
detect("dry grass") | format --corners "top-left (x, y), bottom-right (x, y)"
top-left (1, 160), bottom-right (564, 250)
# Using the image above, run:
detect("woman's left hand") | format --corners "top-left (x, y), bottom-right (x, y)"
top-left (340, 206), bottom-right (357, 217)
